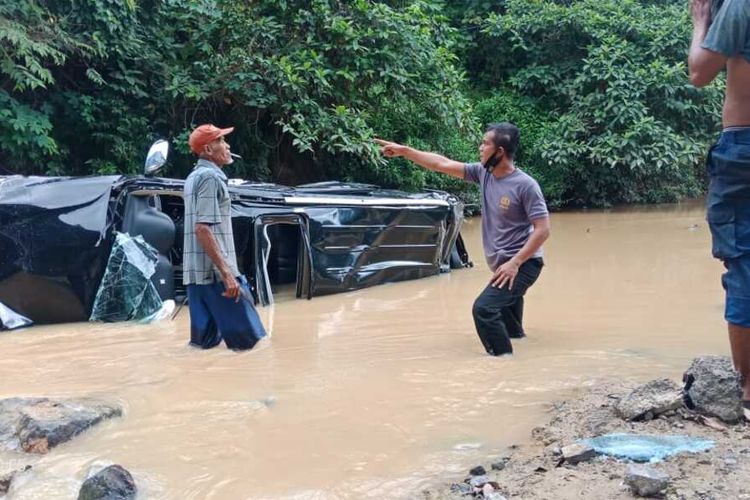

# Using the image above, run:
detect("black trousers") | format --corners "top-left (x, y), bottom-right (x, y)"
top-left (472, 258), bottom-right (544, 356)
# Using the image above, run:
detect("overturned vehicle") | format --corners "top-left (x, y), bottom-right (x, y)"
top-left (0, 143), bottom-right (471, 328)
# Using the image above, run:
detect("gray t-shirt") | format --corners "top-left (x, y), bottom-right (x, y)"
top-left (182, 159), bottom-right (240, 285)
top-left (465, 163), bottom-right (549, 271)
top-left (703, 0), bottom-right (750, 63)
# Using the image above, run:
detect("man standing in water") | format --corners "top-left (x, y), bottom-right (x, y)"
top-left (689, 0), bottom-right (750, 417)
top-left (375, 123), bottom-right (550, 356)
top-left (183, 124), bottom-right (267, 351)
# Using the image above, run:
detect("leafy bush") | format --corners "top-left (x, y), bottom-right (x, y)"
top-left (0, 0), bottom-right (155, 175)
top-left (472, 89), bottom-right (567, 207)
top-left (480, 0), bottom-right (723, 206)
top-left (0, 0), bottom-right (474, 183)
top-left (0, 0), bottom-right (725, 210)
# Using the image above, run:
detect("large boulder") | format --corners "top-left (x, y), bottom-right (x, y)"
top-left (683, 356), bottom-right (743, 423)
top-left (78, 465), bottom-right (136, 500)
top-left (625, 465), bottom-right (670, 497)
top-left (0, 398), bottom-right (122, 454)
top-left (615, 378), bottom-right (683, 421)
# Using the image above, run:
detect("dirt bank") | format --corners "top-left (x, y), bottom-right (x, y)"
top-left (422, 380), bottom-right (750, 500)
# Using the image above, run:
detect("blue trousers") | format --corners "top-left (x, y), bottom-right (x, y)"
top-left (706, 128), bottom-right (750, 327)
top-left (186, 275), bottom-right (267, 350)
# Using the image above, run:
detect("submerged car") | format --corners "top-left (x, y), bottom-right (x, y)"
top-left (0, 142), bottom-right (471, 328)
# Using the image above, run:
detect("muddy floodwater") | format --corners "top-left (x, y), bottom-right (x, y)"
top-left (0, 201), bottom-right (731, 499)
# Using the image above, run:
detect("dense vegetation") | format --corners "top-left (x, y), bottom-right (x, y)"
top-left (0, 0), bottom-right (724, 207)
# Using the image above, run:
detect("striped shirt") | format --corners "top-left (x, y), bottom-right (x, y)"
top-left (182, 159), bottom-right (239, 285)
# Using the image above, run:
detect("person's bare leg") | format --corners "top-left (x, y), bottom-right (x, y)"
top-left (728, 323), bottom-right (750, 401)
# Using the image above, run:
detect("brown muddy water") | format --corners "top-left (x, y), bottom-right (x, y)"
top-left (0, 201), bottom-right (731, 499)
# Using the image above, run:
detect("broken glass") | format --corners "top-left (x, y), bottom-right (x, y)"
top-left (90, 232), bottom-right (163, 322)
top-left (0, 301), bottom-right (33, 330)
top-left (584, 433), bottom-right (714, 463)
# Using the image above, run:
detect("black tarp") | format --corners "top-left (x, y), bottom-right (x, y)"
top-left (229, 181), bottom-right (467, 302)
top-left (0, 175), bottom-right (470, 325)
top-left (303, 204), bottom-right (450, 295)
top-left (0, 176), bottom-right (121, 324)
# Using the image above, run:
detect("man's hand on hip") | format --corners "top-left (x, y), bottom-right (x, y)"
top-left (491, 259), bottom-right (520, 290)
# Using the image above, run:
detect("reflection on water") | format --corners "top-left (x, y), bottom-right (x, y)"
top-left (0, 201), bottom-right (729, 499)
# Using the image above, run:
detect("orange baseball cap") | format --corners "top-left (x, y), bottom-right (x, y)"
top-left (188, 124), bottom-right (234, 154)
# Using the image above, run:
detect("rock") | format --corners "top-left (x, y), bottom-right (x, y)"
top-left (683, 356), bottom-right (743, 423)
top-left (449, 482), bottom-right (473, 496)
top-left (480, 482), bottom-right (505, 499)
top-left (491, 456), bottom-right (511, 471)
top-left (469, 465), bottom-right (486, 476)
top-left (615, 378), bottom-right (683, 421)
top-left (697, 415), bottom-right (728, 431)
top-left (675, 488), bottom-right (692, 500)
top-left (624, 465), bottom-right (670, 497)
top-left (531, 426), bottom-right (556, 445)
top-left (545, 443), bottom-right (562, 456)
top-left (0, 398), bottom-right (121, 454)
top-left (484, 491), bottom-right (507, 500)
top-left (78, 465), bottom-right (136, 500)
top-left (467, 474), bottom-right (489, 488)
top-left (561, 443), bottom-right (596, 464)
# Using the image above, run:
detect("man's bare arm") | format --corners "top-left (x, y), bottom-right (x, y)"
top-left (374, 139), bottom-right (466, 179)
top-left (688, 0), bottom-right (728, 87)
top-left (510, 217), bottom-right (551, 267)
top-left (195, 223), bottom-right (240, 299)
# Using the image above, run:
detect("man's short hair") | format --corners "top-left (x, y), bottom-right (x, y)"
top-left (485, 122), bottom-right (520, 160)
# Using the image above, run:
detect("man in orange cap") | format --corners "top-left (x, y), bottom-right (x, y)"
top-left (182, 124), bottom-right (267, 351)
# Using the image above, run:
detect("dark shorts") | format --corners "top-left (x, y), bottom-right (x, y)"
top-left (186, 275), bottom-right (267, 350)
top-left (706, 127), bottom-right (750, 327)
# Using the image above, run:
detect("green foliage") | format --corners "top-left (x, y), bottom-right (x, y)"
top-left (0, 0), bottom-right (724, 209)
top-left (0, 0), bottom-right (70, 172)
top-left (472, 89), bottom-right (568, 206)
top-left (183, 0), bottom-right (473, 180)
top-left (0, 0), bottom-right (474, 182)
top-left (0, 0), bottom-right (149, 175)
top-left (479, 0), bottom-right (723, 206)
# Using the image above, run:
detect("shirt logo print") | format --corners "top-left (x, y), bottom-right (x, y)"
top-left (500, 195), bottom-right (511, 210)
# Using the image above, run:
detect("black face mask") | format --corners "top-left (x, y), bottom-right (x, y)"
top-left (483, 148), bottom-right (503, 173)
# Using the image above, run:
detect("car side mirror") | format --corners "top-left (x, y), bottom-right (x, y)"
top-left (144, 140), bottom-right (169, 176)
